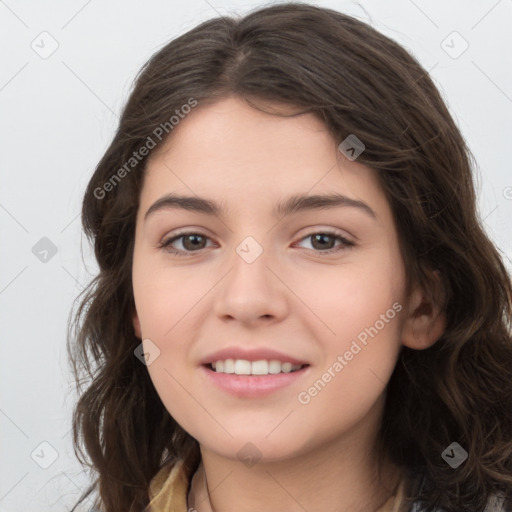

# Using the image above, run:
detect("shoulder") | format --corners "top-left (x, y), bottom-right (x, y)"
top-left (406, 468), bottom-right (508, 511)
top-left (409, 493), bottom-right (507, 512)
top-left (484, 493), bottom-right (508, 512)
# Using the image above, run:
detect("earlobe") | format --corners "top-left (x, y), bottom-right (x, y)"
top-left (401, 273), bottom-right (446, 350)
top-left (133, 309), bottom-right (142, 339)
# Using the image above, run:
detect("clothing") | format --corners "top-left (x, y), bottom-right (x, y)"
top-left (148, 458), bottom-right (191, 512)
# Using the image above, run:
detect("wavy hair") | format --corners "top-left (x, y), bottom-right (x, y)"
top-left (68, 3), bottom-right (512, 511)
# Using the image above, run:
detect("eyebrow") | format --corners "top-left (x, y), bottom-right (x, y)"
top-left (144, 192), bottom-right (377, 221)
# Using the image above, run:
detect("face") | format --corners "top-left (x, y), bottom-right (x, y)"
top-left (132, 96), bottom-right (410, 463)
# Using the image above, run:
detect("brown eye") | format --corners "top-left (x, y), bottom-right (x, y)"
top-left (159, 232), bottom-right (212, 256)
top-left (296, 231), bottom-right (354, 256)
top-left (180, 234), bottom-right (207, 251)
top-left (310, 233), bottom-right (337, 250)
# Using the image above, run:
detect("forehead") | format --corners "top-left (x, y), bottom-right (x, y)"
top-left (140, 96), bottom-right (390, 221)
top-left (147, 96), bottom-right (335, 174)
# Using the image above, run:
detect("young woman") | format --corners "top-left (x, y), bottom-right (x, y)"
top-left (68, 3), bottom-right (512, 511)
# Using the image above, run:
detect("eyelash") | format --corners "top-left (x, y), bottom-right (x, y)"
top-left (158, 230), bottom-right (355, 257)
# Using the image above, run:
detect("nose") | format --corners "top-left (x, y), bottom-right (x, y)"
top-left (213, 244), bottom-right (289, 327)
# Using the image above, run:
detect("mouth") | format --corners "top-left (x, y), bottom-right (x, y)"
top-left (204, 359), bottom-right (310, 375)
top-left (201, 359), bottom-right (311, 398)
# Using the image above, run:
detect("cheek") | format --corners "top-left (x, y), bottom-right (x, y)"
top-left (289, 252), bottom-right (404, 338)
top-left (132, 259), bottom-right (207, 337)
top-left (294, 254), bottom-right (405, 390)
top-left (295, 276), bottom-right (403, 439)
top-left (132, 260), bottom-right (211, 425)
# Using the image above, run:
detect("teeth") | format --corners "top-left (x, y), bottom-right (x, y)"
top-left (224, 359), bottom-right (235, 373)
top-left (251, 360), bottom-right (268, 375)
top-left (234, 359), bottom-right (251, 375)
top-left (211, 359), bottom-right (303, 375)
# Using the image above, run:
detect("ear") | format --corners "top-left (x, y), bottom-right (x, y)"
top-left (401, 270), bottom-right (446, 350)
top-left (133, 308), bottom-right (142, 339)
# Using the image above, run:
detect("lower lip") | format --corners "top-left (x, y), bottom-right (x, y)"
top-left (201, 364), bottom-right (310, 398)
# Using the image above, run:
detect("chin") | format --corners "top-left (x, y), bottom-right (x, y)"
top-left (195, 427), bottom-right (311, 464)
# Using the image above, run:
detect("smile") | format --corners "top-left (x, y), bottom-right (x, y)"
top-left (209, 359), bottom-right (306, 375)
top-left (201, 362), bottom-right (310, 398)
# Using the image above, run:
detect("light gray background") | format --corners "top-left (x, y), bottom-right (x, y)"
top-left (1, 0), bottom-right (511, 510)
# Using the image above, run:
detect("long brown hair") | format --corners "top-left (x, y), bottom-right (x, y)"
top-left (68, 3), bottom-right (512, 511)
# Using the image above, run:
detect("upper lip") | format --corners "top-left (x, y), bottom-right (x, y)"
top-left (200, 347), bottom-right (309, 366)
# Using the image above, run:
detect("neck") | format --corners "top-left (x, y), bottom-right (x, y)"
top-left (188, 430), bottom-right (402, 512)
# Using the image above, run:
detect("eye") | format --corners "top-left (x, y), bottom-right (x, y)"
top-left (158, 232), bottom-right (214, 256)
top-left (295, 230), bottom-right (354, 256)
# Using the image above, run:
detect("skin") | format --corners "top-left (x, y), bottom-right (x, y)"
top-left (132, 96), bottom-right (445, 512)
